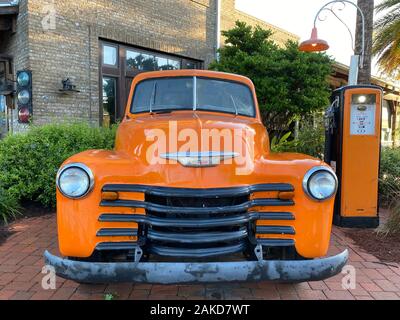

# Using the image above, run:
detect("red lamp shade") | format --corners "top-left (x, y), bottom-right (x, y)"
top-left (299, 27), bottom-right (330, 52)
top-left (18, 107), bottom-right (31, 123)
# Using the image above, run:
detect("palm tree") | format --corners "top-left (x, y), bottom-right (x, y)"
top-left (355, 0), bottom-right (375, 84)
top-left (372, 0), bottom-right (400, 78)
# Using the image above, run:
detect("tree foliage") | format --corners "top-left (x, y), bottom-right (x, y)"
top-left (209, 21), bottom-right (333, 132)
top-left (372, 0), bottom-right (400, 79)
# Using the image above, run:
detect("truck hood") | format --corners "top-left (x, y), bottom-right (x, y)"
top-left (115, 111), bottom-right (270, 173)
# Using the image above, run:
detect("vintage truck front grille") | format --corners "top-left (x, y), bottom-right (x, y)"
top-left (98, 184), bottom-right (296, 258)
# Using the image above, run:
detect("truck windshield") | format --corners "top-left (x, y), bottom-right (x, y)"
top-left (131, 76), bottom-right (255, 117)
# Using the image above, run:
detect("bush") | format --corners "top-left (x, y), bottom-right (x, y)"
top-left (382, 200), bottom-right (400, 236)
top-left (0, 123), bottom-right (117, 210)
top-left (0, 187), bottom-right (21, 224)
top-left (271, 118), bottom-right (325, 159)
top-left (379, 147), bottom-right (400, 206)
top-left (209, 21), bottom-right (332, 132)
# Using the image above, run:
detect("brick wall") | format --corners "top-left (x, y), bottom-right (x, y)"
top-left (2, 0), bottom-right (298, 127)
top-left (25, 0), bottom-right (218, 125)
top-left (0, 0), bottom-right (30, 131)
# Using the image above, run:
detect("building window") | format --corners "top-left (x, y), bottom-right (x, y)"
top-left (126, 51), bottom-right (183, 71)
top-left (100, 40), bottom-right (203, 126)
top-left (102, 77), bottom-right (117, 127)
top-left (103, 44), bottom-right (118, 67)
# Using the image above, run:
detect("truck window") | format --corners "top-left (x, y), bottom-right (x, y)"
top-left (131, 77), bottom-right (255, 117)
top-left (132, 77), bottom-right (194, 113)
top-left (196, 78), bottom-right (255, 117)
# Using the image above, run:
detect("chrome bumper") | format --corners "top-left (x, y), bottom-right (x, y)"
top-left (44, 249), bottom-right (349, 284)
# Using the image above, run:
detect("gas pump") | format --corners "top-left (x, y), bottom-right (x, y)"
top-left (325, 85), bottom-right (383, 228)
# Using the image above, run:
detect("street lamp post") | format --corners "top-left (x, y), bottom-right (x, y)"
top-left (299, 0), bottom-right (366, 85)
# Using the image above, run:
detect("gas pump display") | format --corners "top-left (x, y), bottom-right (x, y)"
top-left (325, 85), bottom-right (383, 228)
top-left (350, 94), bottom-right (376, 136)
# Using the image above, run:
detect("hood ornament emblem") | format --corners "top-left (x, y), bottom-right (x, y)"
top-left (160, 151), bottom-right (239, 168)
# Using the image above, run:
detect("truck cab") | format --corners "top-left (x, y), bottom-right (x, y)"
top-left (45, 70), bottom-right (348, 284)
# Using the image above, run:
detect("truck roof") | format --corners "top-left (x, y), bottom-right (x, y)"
top-left (132, 69), bottom-right (255, 89)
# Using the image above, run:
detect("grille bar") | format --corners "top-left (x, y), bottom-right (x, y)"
top-left (96, 242), bottom-right (137, 251)
top-left (94, 240), bottom-right (295, 254)
top-left (149, 242), bottom-right (247, 258)
top-left (102, 183), bottom-right (294, 198)
top-left (256, 226), bottom-right (296, 235)
top-left (97, 184), bottom-right (297, 258)
top-left (147, 228), bottom-right (248, 244)
top-left (258, 239), bottom-right (295, 247)
top-left (96, 228), bottom-right (138, 237)
top-left (99, 212), bottom-right (295, 227)
top-left (101, 198), bottom-right (294, 213)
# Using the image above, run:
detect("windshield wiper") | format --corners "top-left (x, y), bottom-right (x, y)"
top-left (230, 95), bottom-right (239, 116)
top-left (153, 110), bottom-right (174, 114)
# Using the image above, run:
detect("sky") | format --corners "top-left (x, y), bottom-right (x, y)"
top-left (235, 0), bottom-right (385, 77)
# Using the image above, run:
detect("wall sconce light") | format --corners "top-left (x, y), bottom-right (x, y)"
top-left (59, 78), bottom-right (80, 93)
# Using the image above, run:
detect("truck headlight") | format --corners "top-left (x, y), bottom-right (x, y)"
top-left (303, 166), bottom-right (338, 201)
top-left (56, 163), bottom-right (94, 199)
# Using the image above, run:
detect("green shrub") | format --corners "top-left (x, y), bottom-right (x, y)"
top-left (271, 119), bottom-right (325, 159)
top-left (0, 123), bottom-right (117, 210)
top-left (382, 200), bottom-right (400, 235)
top-left (0, 187), bottom-right (21, 224)
top-left (379, 147), bottom-right (400, 206)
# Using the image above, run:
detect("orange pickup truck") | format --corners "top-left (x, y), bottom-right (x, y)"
top-left (45, 70), bottom-right (348, 284)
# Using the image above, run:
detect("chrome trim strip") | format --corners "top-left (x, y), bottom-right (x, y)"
top-left (99, 212), bottom-right (295, 226)
top-left (102, 183), bottom-right (295, 197)
top-left (95, 242), bottom-right (137, 251)
top-left (258, 239), bottom-right (295, 247)
top-left (100, 198), bottom-right (294, 213)
top-left (148, 242), bottom-right (247, 258)
top-left (256, 226), bottom-right (296, 235)
top-left (147, 228), bottom-right (248, 244)
top-left (96, 228), bottom-right (138, 237)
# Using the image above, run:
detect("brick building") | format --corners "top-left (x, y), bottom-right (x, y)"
top-left (0, 0), bottom-right (298, 133)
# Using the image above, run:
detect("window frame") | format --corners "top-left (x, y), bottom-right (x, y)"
top-left (102, 43), bottom-right (119, 68)
top-left (130, 76), bottom-right (257, 118)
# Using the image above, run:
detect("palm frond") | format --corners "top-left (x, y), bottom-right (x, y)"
top-left (373, 0), bottom-right (400, 77)
top-left (375, 0), bottom-right (400, 13)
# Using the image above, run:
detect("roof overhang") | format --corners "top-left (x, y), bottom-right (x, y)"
top-left (332, 62), bottom-right (400, 97)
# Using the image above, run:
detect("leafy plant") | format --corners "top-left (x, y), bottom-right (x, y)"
top-left (104, 293), bottom-right (118, 301)
top-left (209, 21), bottom-right (333, 132)
top-left (270, 132), bottom-right (292, 151)
top-left (379, 147), bottom-right (400, 206)
top-left (0, 122), bottom-right (117, 211)
top-left (271, 117), bottom-right (325, 159)
top-left (0, 187), bottom-right (21, 224)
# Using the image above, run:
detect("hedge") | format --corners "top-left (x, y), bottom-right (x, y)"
top-left (0, 123), bottom-right (117, 222)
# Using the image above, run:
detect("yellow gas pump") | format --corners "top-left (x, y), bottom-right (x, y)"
top-left (325, 85), bottom-right (383, 228)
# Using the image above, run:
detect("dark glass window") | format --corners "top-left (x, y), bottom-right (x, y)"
top-left (131, 77), bottom-right (255, 117)
top-left (102, 77), bottom-right (117, 127)
top-left (101, 40), bottom-right (203, 125)
top-left (183, 61), bottom-right (197, 69)
top-left (197, 78), bottom-right (255, 117)
top-left (127, 51), bottom-right (158, 71)
top-left (132, 77), bottom-right (193, 113)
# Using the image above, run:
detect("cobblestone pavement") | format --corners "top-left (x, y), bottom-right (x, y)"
top-left (0, 214), bottom-right (399, 300)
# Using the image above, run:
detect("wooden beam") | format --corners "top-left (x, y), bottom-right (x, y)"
top-left (0, 6), bottom-right (19, 16)
top-left (393, 102), bottom-right (398, 148)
